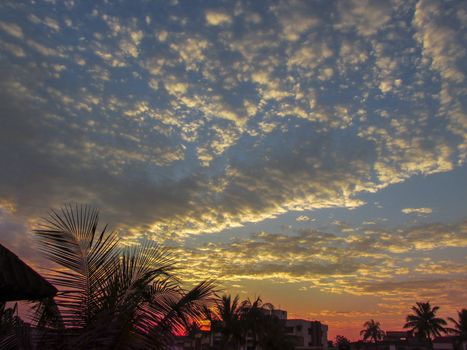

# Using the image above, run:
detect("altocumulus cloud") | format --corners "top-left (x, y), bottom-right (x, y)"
top-left (401, 207), bottom-right (433, 215)
top-left (0, 1), bottom-right (466, 273)
top-left (169, 220), bottom-right (467, 309)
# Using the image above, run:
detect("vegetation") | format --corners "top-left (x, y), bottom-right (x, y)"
top-left (0, 302), bottom-right (32, 350)
top-left (211, 294), bottom-right (242, 349)
top-left (257, 313), bottom-right (295, 350)
top-left (205, 294), bottom-right (295, 350)
top-left (403, 301), bottom-right (447, 341)
top-left (335, 335), bottom-right (351, 350)
top-left (360, 319), bottom-right (384, 343)
top-left (446, 309), bottom-right (467, 339)
top-left (31, 204), bottom-right (215, 350)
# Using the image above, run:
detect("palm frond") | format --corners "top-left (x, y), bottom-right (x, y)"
top-left (32, 204), bottom-right (217, 350)
top-left (139, 280), bottom-right (215, 349)
top-left (34, 204), bottom-right (120, 329)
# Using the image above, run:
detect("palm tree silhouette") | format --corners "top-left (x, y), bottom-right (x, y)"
top-left (446, 309), bottom-right (467, 339)
top-left (239, 297), bottom-right (273, 350)
top-left (33, 204), bottom-right (215, 350)
top-left (256, 309), bottom-right (295, 350)
top-left (403, 301), bottom-right (447, 341)
top-left (360, 319), bottom-right (384, 343)
top-left (212, 294), bottom-right (243, 350)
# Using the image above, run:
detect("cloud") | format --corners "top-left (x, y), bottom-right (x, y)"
top-left (401, 207), bottom-right (433, 215)
top-left (0, 40), bottom-right (26, 57)
top-left (296, 215), bottom-right (315, 222)
top-left (43, 17), bottom-right (60, 32)
top-left (0, 21), bottom-right (23, 39)
top-left (287, 36), bottom-right (333, 70)
top-left (205, 10), bottom-right (232, 26)
top-left (26, 39), bottom-right (64, 57)
top-left (0, 198), bottom-right (16, 214)
top-left (0, 2), bottom-right (466, 339)
top-left (161, 219), bottom-right (467, 324)
top-left (337, 0), bottom-right (393, 36)
top-left (272, 0), bottom-right (320, 41)
top-left (413, 0), bottom-right (467, 161)
top-left (0, 0), bottom-right (465, 262)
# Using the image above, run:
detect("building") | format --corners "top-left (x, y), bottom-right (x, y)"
top-left (384, 331), bottom-right (412, 342)
top-left (285, 319), bottom-right (329, 350)
top-left (433, 336), bottom-right (467, 350)
top-left (263, 308), bottom-right (287, 320)
top-left (172, 333), bottom-right (212, 350)
top-left (350, 331), bottom-right (431, 350)
top-left (170, 309), bottom-right (328, 350)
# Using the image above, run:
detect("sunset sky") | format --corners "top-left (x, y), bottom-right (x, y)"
top-left (1, 0), bottom-right (466, 340)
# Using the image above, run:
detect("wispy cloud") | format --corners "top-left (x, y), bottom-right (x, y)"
top-left (401, 207), bottom-right (433, 215)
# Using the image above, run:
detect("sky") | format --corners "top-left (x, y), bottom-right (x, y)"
top-left (0, 0), bottom-right (466, 340)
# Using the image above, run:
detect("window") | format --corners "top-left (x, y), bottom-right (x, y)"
top-left (296, 325), bottom-right (302, 332)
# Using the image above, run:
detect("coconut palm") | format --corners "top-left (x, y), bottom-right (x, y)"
top-left (446, 309), bottom-right (467, 339)
top-left (258, 312), bottom-right (295, 350)
top-left (360, 319), bottom-right (384, 343)
top-left (239, 297), bottom-right (273, 350)
top-left (212, 294), bottom-right (243, 350)
top-left (33, 204), bottom-right (215, 350)
top-left (403, 301), bottom-right (447, 341)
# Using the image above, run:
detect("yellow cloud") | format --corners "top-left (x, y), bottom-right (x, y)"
top-left (0, 21), bottom-right (23, 39)
top-left (205, 10), bottom-right (232, 26)
top-left (401, 207), bottom-right (432, 215)
top-left (0, 198), bottom-right (16, 213)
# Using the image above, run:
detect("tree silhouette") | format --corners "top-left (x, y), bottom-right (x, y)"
top-left (239, 296), bottom-right (273, 350)
top-left (336, 335), bottom-right (351, 350)
top-left (446, 309), bottom-right (467, 339)
top-left (33, 204), bottom-right (215, 350)
top-left (360, 319), bottom-right (384, 342)
top-left (403, 301), bottom-right (447, 341)
top-left (259, 314), bottom-right (295, 350)
top-left (207, 295), bottom-right (294, 350)
top-left (212, 294), bottom-right (243, 350)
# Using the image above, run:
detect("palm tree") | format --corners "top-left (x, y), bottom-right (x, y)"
top-left (360, 319), bottom-right (384, 343)
top-left (403, 301), bottom-right (447, 341)
top-left (446, 309), bottom-right (467, 339)
top-left (239, 297), bottom-right (273, 350)
top-left (258, 313), bottom-right (295, 350)
top-left (212, 294), bottom-right (243, 350)
top-left (32, 204), bottom-right (215, 350)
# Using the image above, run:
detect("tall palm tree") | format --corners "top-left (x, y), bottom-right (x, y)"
top-left (239, 297), bottom-right (273, 350)
top-left (258, 312), bottom-right (295, 350)
top-left (33, 204), bottom-right (215, 350)
top-left (403, 302), bottom-right (447, 341)
top-left (212, 294), bottom-right (243, 350)
top-left (360, 319), bottom-right (384, 343)
top-left (446, 309), bottom-right (467, 339)
top-left (209, 295), bottom-right (294, 350)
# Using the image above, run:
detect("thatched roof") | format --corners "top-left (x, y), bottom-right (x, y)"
top-left (0, 243), bottom-right (57, 301)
